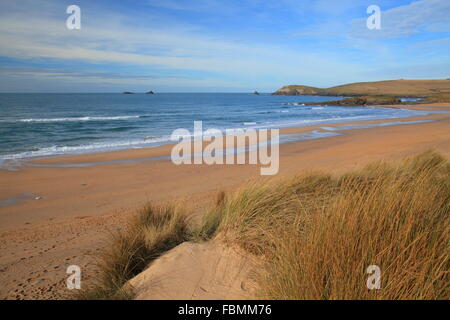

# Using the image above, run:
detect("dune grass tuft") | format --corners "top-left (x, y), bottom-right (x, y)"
top-left (74, 204), bottom-right (188, 300)
top-left (191, 191), bottom-right (227, 242)
top-left (75, 151), bottom-right (448, 300)
top-left (204, 151), bottom-right (449, 299)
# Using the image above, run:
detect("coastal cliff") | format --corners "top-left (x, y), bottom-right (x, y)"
top-left (272, 79), bottom-right (450, 97)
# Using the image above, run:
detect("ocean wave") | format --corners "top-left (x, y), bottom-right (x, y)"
top-left (107, 126), bottom-right (136, 132)
top-left (0, 106), bottom-right (425, 161)
top-left (283, 102), bottom-right (305, 106)
top-left (259, 110), bottom-right (288, 114)
top-left (4, 116), bottom-right (142, 123)
top-left (255, 115), bottom-right (396, 129)
top-left (0, 136), bottom-right (172, 160)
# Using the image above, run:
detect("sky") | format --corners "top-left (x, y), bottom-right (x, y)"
top-left (0, 0), bottom-right (449, 92)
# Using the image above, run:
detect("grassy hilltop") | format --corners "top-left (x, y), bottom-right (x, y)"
top-left (273, 79), bottom-right (450, 98)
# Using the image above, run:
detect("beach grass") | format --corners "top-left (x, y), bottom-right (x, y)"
top-left (204, 151), bottom-right (449, 299)
top-left (190, 191), bottom-right (226, 242)
top-left (77, 151), bottom-right (449, 300)
top-left (73, 204), bottom-right (188, 300)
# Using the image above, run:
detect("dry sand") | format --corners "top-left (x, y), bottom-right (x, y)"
top-left (0, 103), bottom-right (449, 299)
top-left (128, 239), bottom-right (257, 300)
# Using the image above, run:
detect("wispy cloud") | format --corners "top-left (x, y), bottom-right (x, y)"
top-left (0, 0), bottom-right (449, 92)
top-left (349, 0), bottom-right (450, 39)
top-left (0, 1), bottom-right (363, 85)
top-left (363, 61), bottom-right (450, 79)
top-left (0, 66), bottom-right (184, 81)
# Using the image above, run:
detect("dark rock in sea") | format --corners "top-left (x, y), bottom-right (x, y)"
top-left (303, 96), bottom-right (402, 107)
top-left (253, 91), bottom-right (260, 95)
top-left (145, 91), bottom-right (155, 94)
top-left (123, 91), bottom-right (134, 94)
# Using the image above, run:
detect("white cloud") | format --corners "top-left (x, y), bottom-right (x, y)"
top-left (363, 61), bottom-right (450, 79)
top-left (1, 0), bottom-right (448, 91)
top-left (349, 0), bottom-right (450, 39)
top-left (0, 0), bottom-right (363, 87)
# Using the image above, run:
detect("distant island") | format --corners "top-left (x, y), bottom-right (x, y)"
top-left (272, 79), bottom-right (450, 99)
top-left (122, 91), bottom-right (155, 94)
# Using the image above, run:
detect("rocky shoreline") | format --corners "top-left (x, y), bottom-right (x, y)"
top-left (303, 96), bottom-right (402, 106)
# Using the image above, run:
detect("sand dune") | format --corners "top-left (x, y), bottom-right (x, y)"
top-left (127, 239), bottom-right (256, 300)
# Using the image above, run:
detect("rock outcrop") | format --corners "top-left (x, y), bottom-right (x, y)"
top-left (303, 96), bottom-right (402, 106)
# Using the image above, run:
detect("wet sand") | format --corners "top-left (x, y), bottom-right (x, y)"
top-left (0, 103), bottom-right (449, 299)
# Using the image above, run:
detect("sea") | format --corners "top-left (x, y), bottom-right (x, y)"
top-left (0, 93), bottom-right (431, 163)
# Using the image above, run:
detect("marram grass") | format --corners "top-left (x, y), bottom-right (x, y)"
top-left (73, 204), bottom-right (188, 300)
top-left (76, 151), bottom-right (449, 300)
top-left (205, 151), bottom-right (449, 299)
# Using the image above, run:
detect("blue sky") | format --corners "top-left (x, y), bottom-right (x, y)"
top-left (0, 0), bottom-right (449, 92)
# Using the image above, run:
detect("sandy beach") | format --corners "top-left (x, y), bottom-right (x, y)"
top-left (0, 103), bottom-right (449, 299)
